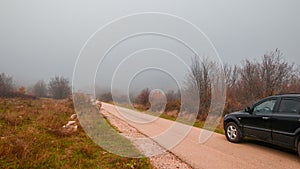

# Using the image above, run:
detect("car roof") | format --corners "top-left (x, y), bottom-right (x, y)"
top-left (274, 93), bottom-right (300, 98)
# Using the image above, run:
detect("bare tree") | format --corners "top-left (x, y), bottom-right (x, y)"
top-left (223, 49), bottom-right (297, 114)
top-left (224, 64), bottom-right (239, 88)
top-left (136, 88), bottom-right (150, 106)
top-left (99, 92), bottom-right (113, 102)
top-left (260, 49), bottom-right (294, 96)
top-left (48, 76), bottom-right (71, 99)
top-left (185, 56), bottom-right (213, 115)
top-left (276, 64), bottom-right (300, 93)
top-left (0, 73), bottom-right (14, 96)
top-left (239, 59), bottom-right (262, 100)
top-left (166, 90), bottom-right (180, 101)
top-left (33, 80), bottom-right (47, 97)
top-left (223, 64), bottom-right (232, 86)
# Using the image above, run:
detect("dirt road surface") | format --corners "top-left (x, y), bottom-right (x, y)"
top-left (102, 103), bottom-right (300, 169)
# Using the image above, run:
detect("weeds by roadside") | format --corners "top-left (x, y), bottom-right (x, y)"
top-left (0, 98), bottom-right (151, 169)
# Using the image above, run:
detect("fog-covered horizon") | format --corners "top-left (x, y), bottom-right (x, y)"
top-left (1, 0), bottom-right (300, 92)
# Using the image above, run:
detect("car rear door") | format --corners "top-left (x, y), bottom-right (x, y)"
top-left (271, 97), bottom-right (300, 149)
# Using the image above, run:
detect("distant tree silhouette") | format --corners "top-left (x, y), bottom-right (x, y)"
top-left (99, 92), bottom-right (113, 102)
top-left (33, 80), bottom-right (48, 97)
top-left (136, 88), bottom-right (150, 106)
top-left (260, 49), bottom-right (294, 96)
top-left (0, 73), bottom-right (14, 96)
top-left (48, 76), bottom-right (71, 99)
top-left (18, 86), bottom-right (26, 94)
top-left (184, 56), bottom-right (214, 115)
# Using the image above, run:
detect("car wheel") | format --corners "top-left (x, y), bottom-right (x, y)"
top-left (225, 122), bottom-right (242, 143)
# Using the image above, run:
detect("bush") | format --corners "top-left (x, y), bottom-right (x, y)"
top-left (0, 73), bottom-right (14, 96)
top-left (48, 76), bottom-right (71, 99)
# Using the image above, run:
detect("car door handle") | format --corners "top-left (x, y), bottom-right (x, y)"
top-left (262, 117), bottom-right (270, 120)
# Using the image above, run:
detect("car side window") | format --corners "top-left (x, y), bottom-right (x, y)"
top-left (253, 99), bottom-right (276, 114)
top-left (278, 99), bottom-right (300, 114)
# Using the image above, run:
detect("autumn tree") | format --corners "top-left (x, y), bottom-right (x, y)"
top-left (48, 76), bottom-right (71, 99)
top-left (18, 86), bottom-right (26, 94)
top-left (33, 80), bottom-right (47, 97)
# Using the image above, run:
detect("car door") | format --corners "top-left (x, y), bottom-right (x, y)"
top-left (242, 98), bottom-right (277, 141)
top-left (271, 97), bottom-right (300, 149)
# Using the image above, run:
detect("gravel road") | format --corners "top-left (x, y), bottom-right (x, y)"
top-left (102, 103), bottom-right (300, 169)
top-left (101, 109), bottom-right (192, 169)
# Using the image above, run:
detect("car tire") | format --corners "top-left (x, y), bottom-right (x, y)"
top-left (225, 122), bottom-right (242, 143)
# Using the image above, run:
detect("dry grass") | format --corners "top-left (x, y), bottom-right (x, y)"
top-left (118, 103), bottom-right (225, 134)
top-left (0, 98), bottom-right (151, 169)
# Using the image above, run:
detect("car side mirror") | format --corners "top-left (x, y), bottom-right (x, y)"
top-left (245, 106), bottom-right (253, 114)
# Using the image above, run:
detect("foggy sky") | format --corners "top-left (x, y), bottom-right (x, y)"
top-left (1, 0), bottom-right (300, 92)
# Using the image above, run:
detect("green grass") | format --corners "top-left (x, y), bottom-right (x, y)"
top-left (0, 98), bottom-right (151, 169)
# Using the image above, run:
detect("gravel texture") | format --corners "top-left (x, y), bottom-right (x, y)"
top-left (101, 109), bottom-right (192, 169)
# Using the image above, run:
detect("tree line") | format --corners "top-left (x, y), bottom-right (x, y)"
top-left (98, 49), bottom-right (300, 119)
top-left (2, 48), bottom-right (299, 118)
top-left (188, 48), bottom-right (299, 117)
top-left (0, 74), bottom-right (71, 99)
top-left (223, 49), bottom-right (299, 114)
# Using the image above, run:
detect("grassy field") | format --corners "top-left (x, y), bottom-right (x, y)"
top-left (0, 98), bottom-right (151, 169)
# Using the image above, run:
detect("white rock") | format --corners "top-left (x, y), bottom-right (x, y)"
top-left (70, 114), bottom-right (77, 119)
top-left (66, 121), bottom-right (76, 128)
top-left (73, 125), bottom-right (78, 132)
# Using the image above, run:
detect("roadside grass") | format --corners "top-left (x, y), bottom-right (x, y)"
top-left (75, 102), bottom-right (143, 158)
top-left (0, 98), bottom-right (151, 169)
top-left (159, 112), bottom-right (224, 134)
top-left (114, 103), bottom-right (225, 134)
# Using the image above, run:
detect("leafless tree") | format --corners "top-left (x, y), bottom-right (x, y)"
top-left (136, 88), bottom-right (150, 106)
top-left (224, 64), bottom-right (239, 88)
top-left (239, 59), bottom-right (262, 100)
top-left (48, 76), bottom-right (71, 99)
top-left (33, 80), bottom-right (47, 97)
top-left (184, 56), bottom-right (215, 115)
top-left (0, 73), bottom-right (14, 96)
top-left (224, 49), bottom-right (298, 114)
top-left (99, 92), bottom-right (113, 102)
top-left (279, 65), bottom-right (300, 93)
top-left (166, 90), bottom-right (180, 101)
top-left (260, 49), bottom-right (294, 96)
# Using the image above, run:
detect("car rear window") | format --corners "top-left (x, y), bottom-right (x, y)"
top-left (278, 99), bottom-right (300, 114)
